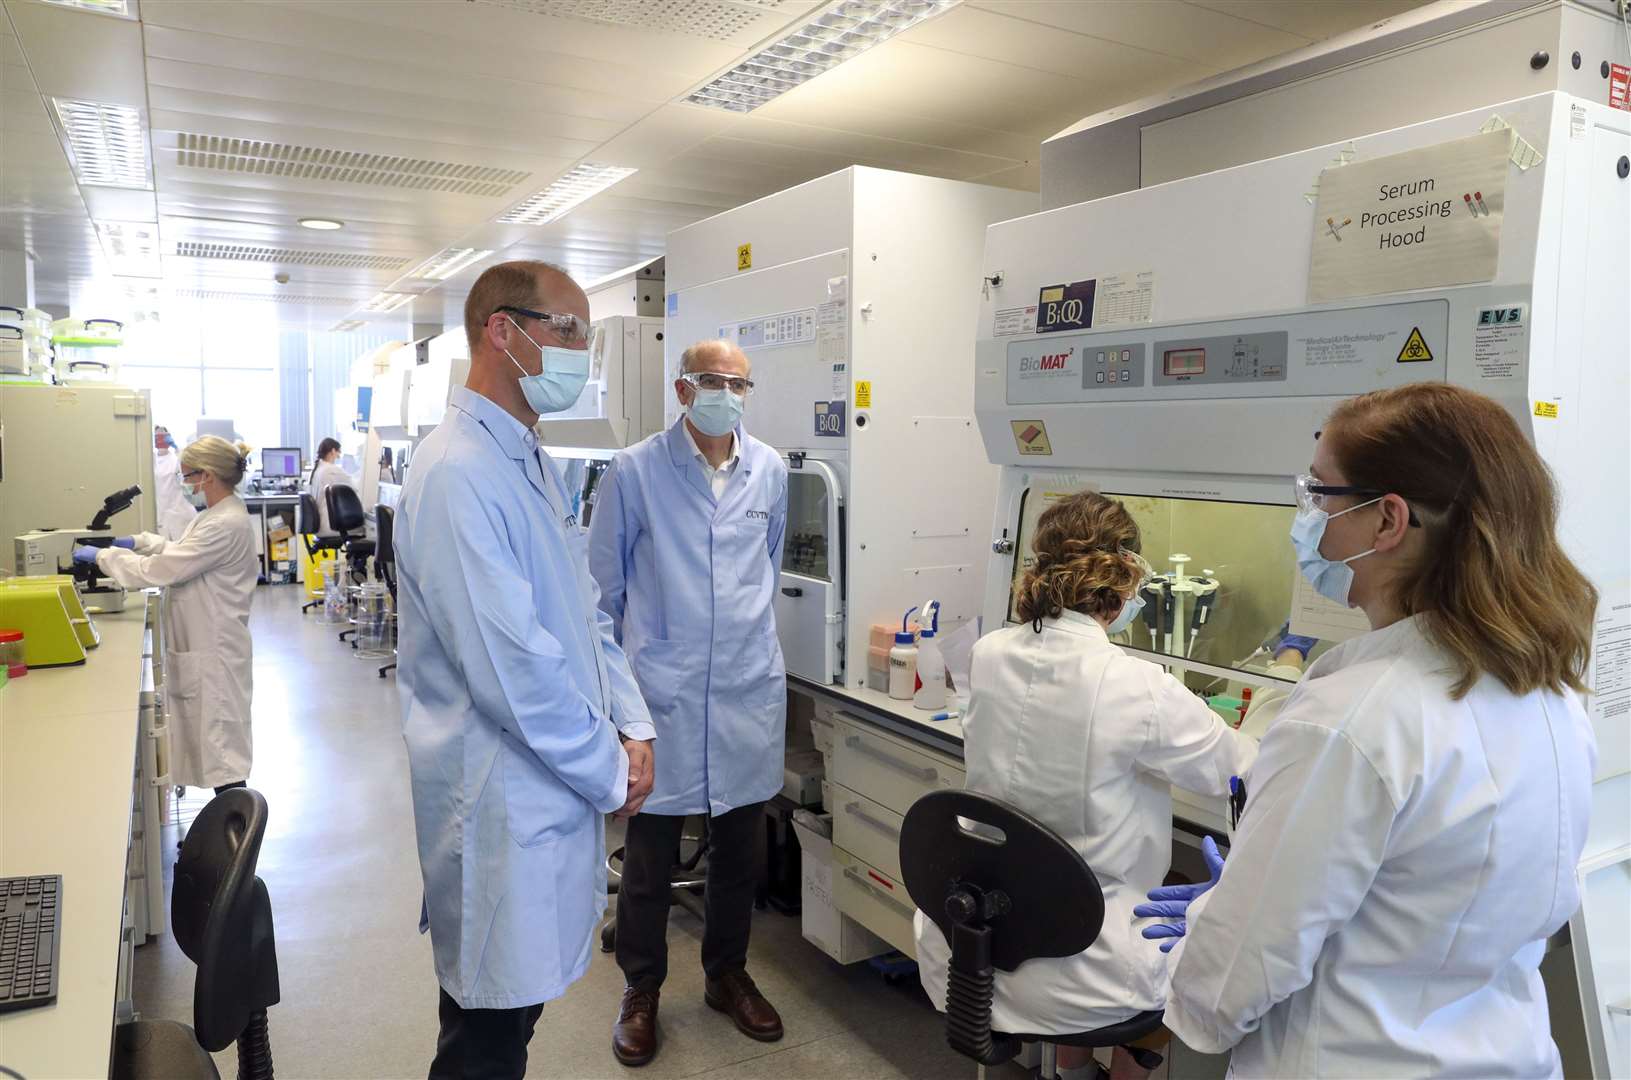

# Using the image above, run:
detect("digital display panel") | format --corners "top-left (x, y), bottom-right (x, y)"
top-left (1163, 348), bottom-right (1206, 377)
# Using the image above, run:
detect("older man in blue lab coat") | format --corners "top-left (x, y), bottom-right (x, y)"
top-left (589, 338), bottom-right (790, 1067)
top-left (394, 260), bottom-right (657, 1080)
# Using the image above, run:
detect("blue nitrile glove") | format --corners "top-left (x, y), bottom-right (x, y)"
top-left (1133, 835), bottom-right (1225, 952)
top-left (73, 545), bottom-right (102, 565)
top-left (1275, 633), bottom-right (1318, 660)
top-left (112, 537), bottom-right (136, 549)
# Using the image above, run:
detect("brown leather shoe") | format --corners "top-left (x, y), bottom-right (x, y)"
top-left (704, 970), bottom-right (784, 1042)
top-left (612, 986), bottom-right (660, 1067)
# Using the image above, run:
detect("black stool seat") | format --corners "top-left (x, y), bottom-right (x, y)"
top-left (1004, 1008), bottom-right (1166, 1050)
top-left (345, 539), bottom-right (376, 561)
top-left (113, 1019), bottom-right (221, 1080)
top-left (901, 790), bottom-right (1165, 1073)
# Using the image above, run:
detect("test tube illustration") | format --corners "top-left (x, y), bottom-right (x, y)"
top-left (1463, 193), bottom-right (1477, 217)
top-left (1474, 191), bottom-right (1489, 215)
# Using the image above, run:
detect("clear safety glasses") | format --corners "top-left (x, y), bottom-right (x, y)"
top-left (682, 370), bottom-right (755, 396)
top-left (494, 305), bottom-right (598, 351)
top-left (1123, 549), bottom-right (1155, 592)
top-left (1294, 473), bottom-right (1421, 526)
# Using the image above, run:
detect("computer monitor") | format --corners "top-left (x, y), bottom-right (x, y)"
top-left (261, 448), bottom-right (301, 478)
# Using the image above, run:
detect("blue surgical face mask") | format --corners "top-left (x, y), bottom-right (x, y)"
top-left (506, 317), bottom-right (590, 415)
top-left (1105, 592), bottom-right (1145, 636)
top-left (1289, 498), bottom-right (1381, 607)
top-left (687, 386), bottom-right (744, 437)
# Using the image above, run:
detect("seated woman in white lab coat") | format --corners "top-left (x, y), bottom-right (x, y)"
top-left (913, 491), bottom-right (1256, 1080)
top-left (1142, 383), bottom-right (1598, 1078)
top-left (308, 436), bottom-right (355, 535)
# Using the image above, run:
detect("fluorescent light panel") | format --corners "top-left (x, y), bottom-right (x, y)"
top-left (361, 291), bottom-right (415, 313)
top-left (685, 0), bottom-right (957, 113)
top-left (331, 319), bottom-right (365, 332)
top-left (497, 163), bottom-right (636, 225)
top-left (408, 247), bottom-right (494, 281)
top-left (96, 221), bottom-right (161, 277)
top-left (52, 98), bottom-right (151, 189)
top-left (40, 0), bottom-right (134, 15)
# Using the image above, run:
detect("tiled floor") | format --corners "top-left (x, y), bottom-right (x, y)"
top-left (131, 586), bottom-right (1016, 1079)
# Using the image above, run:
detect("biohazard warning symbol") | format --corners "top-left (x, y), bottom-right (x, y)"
top-left (1396, 327), bottom-right (1434, 363)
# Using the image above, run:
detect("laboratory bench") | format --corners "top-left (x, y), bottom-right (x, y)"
top-left (0, 592), bottom-right (168, 1079)
top-left (786, 675), bottom-right (1233, 962)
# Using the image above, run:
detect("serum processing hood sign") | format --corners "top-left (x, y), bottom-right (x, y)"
top-left (1310, 129), bottom-right (1509, 303)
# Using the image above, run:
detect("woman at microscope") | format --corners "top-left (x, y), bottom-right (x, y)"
top-left (74, 435), bottom-right (261, 795)
top-left (913, 490), bottom-right (1257, 1080)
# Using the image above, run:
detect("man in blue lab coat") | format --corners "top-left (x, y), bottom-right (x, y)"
top-left (395, 260), bottom-right (657, 1080)
top-left (589, 338), bottom-right (790, 1066)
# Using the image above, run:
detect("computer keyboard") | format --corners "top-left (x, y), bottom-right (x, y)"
top-left (0, 875), bottom-right (61, 1013)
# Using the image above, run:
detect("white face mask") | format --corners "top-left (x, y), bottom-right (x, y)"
top-left (1289, 498), bottom-right (1381, 607)
top-left (505, 317), bottom-right (590, 415)
top-left (1105, 591), bottom-right (1146, 635)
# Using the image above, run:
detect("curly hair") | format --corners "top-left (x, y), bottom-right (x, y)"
top-left (1013, 491), bottom-right (1143, 623)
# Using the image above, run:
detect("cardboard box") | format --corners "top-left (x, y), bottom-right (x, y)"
top-left (781, 748), bottom-right (825, 806)
top-left (790, 811), bottom-right (891, 965)
top-left (267, 525), bottom-right (294, 544)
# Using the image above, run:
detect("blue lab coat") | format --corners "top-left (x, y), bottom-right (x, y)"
top-left (395, 386), bottom-right (655, 1010)
top-left (588, 418), bottom-right (789, 817)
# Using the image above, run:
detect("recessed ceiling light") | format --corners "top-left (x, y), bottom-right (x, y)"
top-left (407, 247), bottom-right (494, 281)
top-left (684, 0), bottom-right (958, 113)
top-left (51, 98), bottom-right (151, 189)
top-left (497, 163), bottom-right (637, 226)
top-left (96, 221), bottom-right (161, 278)
top-left (361, 291), bottom-right (416, 314)
top-left (39, 0), bottom-right (134, 16)
top-left (298, 217), bottom-right (345, 231)
top-left (331, 319), bottom-right (365, 332)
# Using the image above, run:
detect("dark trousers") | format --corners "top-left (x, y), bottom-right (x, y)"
top-left (615, 802), bottom-right (763, 992)
top-left (428, 987), bottom-right (543, 1080)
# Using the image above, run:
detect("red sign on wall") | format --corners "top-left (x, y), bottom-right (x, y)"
top-left (1611, 63), bottom-right (1630, 113)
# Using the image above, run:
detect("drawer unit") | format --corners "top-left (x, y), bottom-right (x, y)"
top-left (832, 785), bottom-right (905, 881)
top-left (831, 717), bottom-right (963, 816)
top-left (833, 846), bottom-right (917, 958)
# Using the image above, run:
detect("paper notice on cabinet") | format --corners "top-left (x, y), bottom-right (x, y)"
top-left (818, 276), bottom-right (848, 363)
top-left (1288, 569), bottom-right (1372, 643)
top-left (1095, 270), bottom-right (1155, 326)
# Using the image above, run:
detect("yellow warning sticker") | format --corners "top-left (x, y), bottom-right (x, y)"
top-left (1039, 286), bottom-right (1065, 303)
top-left (736, 243), bottom-right (752, 271)
top-left (1533, 400), bottom-right (1560, 419)
top-left (1396, 326), bottom-right (1434, 363)
top-left (854, 380), bottom-right (872, 409)
top-left (1011, 420), bottom-right (1053, 456)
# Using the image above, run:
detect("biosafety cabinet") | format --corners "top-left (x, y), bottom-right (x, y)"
top-left (975, 92), bottom-right (1628, 1077)
top-left (664, 167), bottom-right (1034, 689)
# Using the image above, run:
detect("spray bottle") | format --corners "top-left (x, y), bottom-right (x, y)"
top-left (888, 606), bottom-right (919, 700)
top-left (913, 599), bottom-right (947, 711)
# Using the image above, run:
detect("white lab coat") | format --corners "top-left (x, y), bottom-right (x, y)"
top-left (1165, 614), bottom-right (1596, 1078)
top-left (153, 446), bottom-right (197, 541)
top-left (96, 496), bottom-right (261, 789)
top-left (914, 611), bottom-right (1256, 1035)
top-left (309, 459), bottom-right (355, 535)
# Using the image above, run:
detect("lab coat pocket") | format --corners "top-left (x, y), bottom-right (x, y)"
top-left (500, 734), bottom-right (586, 849)
top-left (166, 649), bottom-right (203, 707)
top-left (629, 637), bottom-right (687, 716)
top-left (732, 521), bottom-right (773, 587)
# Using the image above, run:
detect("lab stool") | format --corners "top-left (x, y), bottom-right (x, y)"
top-left (899, 790), bottom-right (1164, 1079)
top-left (601, 817), bottom-right (711, 953)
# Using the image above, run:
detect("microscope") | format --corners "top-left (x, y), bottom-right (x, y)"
top-left (13, 485), bottom-right (144, 612)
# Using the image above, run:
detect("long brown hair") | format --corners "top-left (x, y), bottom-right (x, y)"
top-left (1324, 383), bottom-right (1596, 698)
top-left (1014, 491), bottom-right (1142, 623)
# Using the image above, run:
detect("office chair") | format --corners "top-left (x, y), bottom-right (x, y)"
top-left (112, 788), bottom-right (281, 1080)
top-left (899, 790), bottom-right (1164, 1079)
top-left (325, 485), bottom-right (375, 643)
top-left (297, 493), bottom-right (343, 615)
top-left (601, 817), bottom-right (712, 953)
top-left (375, 504), bottom-right (397, 678)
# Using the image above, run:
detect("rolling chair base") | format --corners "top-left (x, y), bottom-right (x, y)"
top-left (112, 1019), bottom-right (221, 1080)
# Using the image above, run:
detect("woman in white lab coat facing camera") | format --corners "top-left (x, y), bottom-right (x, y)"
top-left (913, 491), bottom-right (1256, 1080)
top-left (308, 436), bottom-right (355, 535)
top-left (74, 435), bottom-right (262, 793)
top-left (1140, 383), bottom-right (1598, 1078)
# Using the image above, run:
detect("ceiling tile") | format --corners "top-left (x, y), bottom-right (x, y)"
top-left (966, 0), bottom-right (1310, 67)
top-left (1186, 0), bottom-right (1427, 42)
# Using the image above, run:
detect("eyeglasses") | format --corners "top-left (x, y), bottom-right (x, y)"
top-left (493, 305), bottom-right (596, 349)
top-left (181, 469), bottom-right (204, 481)
top-left (682, 371), bottom-right (755, 396)
top-left (1295, 474), bottom-right (1421, 526)
top-left (1123, 549), bottom-right (1155, 592)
